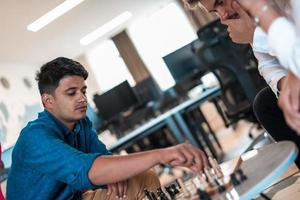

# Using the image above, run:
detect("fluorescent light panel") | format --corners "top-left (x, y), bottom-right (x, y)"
top-left (80, 11), bottom-right (132, 46)
top-left (27, 0), bottom-right (85, 32)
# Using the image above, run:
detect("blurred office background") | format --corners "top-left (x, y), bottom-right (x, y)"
top-left (0, 0), bottom-right (270, 195)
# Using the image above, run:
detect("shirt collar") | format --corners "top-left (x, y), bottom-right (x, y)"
top-left (40, 109), bottom-right (81, 135)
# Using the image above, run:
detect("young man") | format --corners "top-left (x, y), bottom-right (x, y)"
top-left (7, 57), bottom-right (208, 200)
top-left (183, 0), bottom-right (300, 167)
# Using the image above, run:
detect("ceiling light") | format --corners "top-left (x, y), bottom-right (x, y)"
top-left (27, 0), bottom-right (85, 32)
top-left (80, 11), bottom-right (132, 46)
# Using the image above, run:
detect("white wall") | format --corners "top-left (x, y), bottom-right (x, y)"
top-left (0, 62), bottom-right (43, 150)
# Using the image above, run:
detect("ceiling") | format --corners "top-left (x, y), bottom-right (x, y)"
top-left (1, 0), bottom-right (173, 65)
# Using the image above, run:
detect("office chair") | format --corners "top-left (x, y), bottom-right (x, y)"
top-left (195, 19), bottom-right (267, 129)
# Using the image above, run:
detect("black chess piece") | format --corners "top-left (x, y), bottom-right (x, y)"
top-left (165, 186), bottom-right (174, 199)
top-left (171, 183), bottom-right (180, 195)
top-left (197, 188), bottom-right (211, 200)
top-left (230, 173), bottom-right (241, 186)
top-left (175, 179), bottom-right (182, 189)
top-left (156, 188), bottom-right (168, 200)
top-left (150, 191), bottom-right (157, 200)
top-left (214, 179), bottom-right (226, 193)
top-left (144, 188), bottom-right (154, 200)
top-left (237, 169), bottom-right (248, 182)
top-left (165, 183), bottom-right (180, 199)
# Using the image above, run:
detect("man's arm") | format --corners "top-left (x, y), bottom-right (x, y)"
top-left (88, 143), bottom-right (207, 185)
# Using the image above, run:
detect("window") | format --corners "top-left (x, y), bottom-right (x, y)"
top-left (128, 1), bottom-right (197, 90)
top-left (85, 40), bottom-right (135, 92)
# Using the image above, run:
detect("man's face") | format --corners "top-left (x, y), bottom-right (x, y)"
top-left (49, 75), bottom-right (88, 126)
top-left (199, 0), bottom-right (239, 22)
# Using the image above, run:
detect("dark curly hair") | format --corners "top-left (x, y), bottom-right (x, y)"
top-left (35, 57), bottom-right (88, 95)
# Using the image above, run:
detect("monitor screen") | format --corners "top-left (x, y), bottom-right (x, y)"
top-left (163, 40), bottom-right (204, 83)
top-left (133, 76), bottom-right (162, 104)
top-left (93, 81), bottom-right (138, 121)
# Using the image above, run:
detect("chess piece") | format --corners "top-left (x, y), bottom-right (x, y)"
top-left (209, 157), bottom-right (224, 179)
top-left (214, 179), bottom-right (226, 193)
top-left (177, 178), bottom-right (191, 198)
top-left (165, 184), bottom-right (179, 199)
top-left (230, 173), bottom-right (241, 186)
top-left (198, 173), bottom-right (209, 189)
top-left (171, 184), bottom-right (180, 196)
top-left (197, 188), bottom-right (211, 200)
top-left (175, 179), bottom-right (181, 189)
top-left (150, 191), bottom-right (158, 200)
top-left (144, 188), bottom-right (154, 200)
top-left (165, 186), bottom-right (172, 197)
top-left (204, 168), bottom-right (216, 187)
top-left (237, 169), bottom-right (247, 182)
top-left (156, 188), bottom-right (168, 200)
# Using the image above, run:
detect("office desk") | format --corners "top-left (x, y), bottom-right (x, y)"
top-left (108, 86), bottom-right (221, 154)
top-left (108, 115), bottom-right (183, 152)
top-left (171, 87), bottom-right (222, 158)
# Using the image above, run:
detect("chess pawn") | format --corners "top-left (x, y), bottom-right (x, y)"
top-left (204, 168), bottom-right (216, 187)
top-left (209, 157), bottom-right (224, 179)
top-left (198, 173), bottom-right (209, 189)
top-left (213, 179), bottom-right (226, 194)
top-left (165, 184), bottom-right (179, 199)
top-left (161, 187), bottom-right (172, 200)
top-left (236, 169), bottom-right (247, 182)
top-left (156, 188), bottom-right (169, 200)
top-left (197, 188), bottom-right (211, 200)
top-left (230, 173), bottom-right (241, 186)
top-left (144, 188), bottom-right (155, 200)
top-left (151, 191), bottom-right (158, 200)
top-left (176, 178), bottom-right (191, 198)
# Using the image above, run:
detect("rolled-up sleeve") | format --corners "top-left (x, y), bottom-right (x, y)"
top-left (18, 124), bottom-right (102, 190)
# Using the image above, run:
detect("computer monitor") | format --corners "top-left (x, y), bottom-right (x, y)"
top-left (93, 81), bottom-right (139, 121)
top-left (133, 76), bottom-right (162, 105)
top-left (163, 39), bottom-right (205, 83)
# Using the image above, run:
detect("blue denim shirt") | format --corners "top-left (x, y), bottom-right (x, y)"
top-left (7, 110), bottom-right (111, 200)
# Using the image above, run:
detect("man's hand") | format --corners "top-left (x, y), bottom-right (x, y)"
top-left (159, 143), bottom-right (208, 172)
top-left (278, 72), bottom-right (300, 134)
top-left (222, 1), bottom-right (255, 44)
top-left (107, 180), bottom-right (128, 199)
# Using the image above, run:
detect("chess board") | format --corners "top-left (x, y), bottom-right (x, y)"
top-left (144, 141), bottom-right (298, 200)
top-left (144, 156), bottom-right (246, 200)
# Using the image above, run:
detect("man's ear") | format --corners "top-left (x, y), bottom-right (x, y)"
top-left (41, 93), bottom-right (54, 109)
